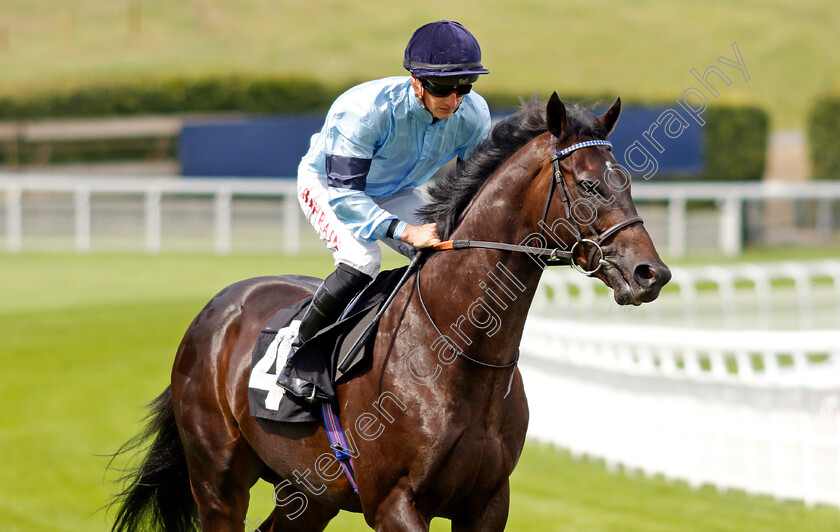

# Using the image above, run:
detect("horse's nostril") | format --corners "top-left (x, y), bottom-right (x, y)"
top-left (634, 264), bottom-right (656, 285)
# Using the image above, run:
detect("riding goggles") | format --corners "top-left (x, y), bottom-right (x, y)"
top-left (420, 78), bottom-right (472, 97)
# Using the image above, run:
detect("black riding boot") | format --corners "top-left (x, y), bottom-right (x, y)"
top-left (277, 263), bottom-right (372, 401)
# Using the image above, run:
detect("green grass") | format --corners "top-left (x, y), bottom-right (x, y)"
top-left (1, 253), bottom-right (839, 531)
top-left (1, 1), bottom-right (838, 128)
top-left (674, 245), bottom-right (840, 265)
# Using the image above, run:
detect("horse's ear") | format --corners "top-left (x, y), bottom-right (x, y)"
top-left (596, 97), bottom-right (621, 136)
top-left (546, 92), bottom-right (567, 138)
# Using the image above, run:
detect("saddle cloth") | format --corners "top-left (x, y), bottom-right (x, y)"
top-left (248, 266), bottom-right (408, 423)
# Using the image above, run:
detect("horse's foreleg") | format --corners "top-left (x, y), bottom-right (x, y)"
top-left (369, 490), bottom-right (430, 532)
top-left (449, 480), bottom-right (510, 532)
top-left (256, 492), bottom-right (339, 532)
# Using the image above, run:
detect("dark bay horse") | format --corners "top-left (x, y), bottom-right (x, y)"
top-left (111, 94), bottom-right (670, 531)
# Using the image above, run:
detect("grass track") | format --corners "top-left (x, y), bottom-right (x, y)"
top-left (1, 253), bottom-right (839, 531)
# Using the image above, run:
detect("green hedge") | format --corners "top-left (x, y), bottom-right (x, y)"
top-left (0, 75), bottom-right (340, 118)
top-left (702, 105), bottom-right (768, 181)
top-left (0, 76), bottom-right (768, 180)
top-left (807, 94), bottom-right (840, 180)
top-left (0, 76), bottom-right (535, 119)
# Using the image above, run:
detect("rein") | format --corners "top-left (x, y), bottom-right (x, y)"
top-left (431, 238), bottom-right (574, 263)
top-left (414, 258), bottom-right (520, 398)
top-left (414, 264), bottom-right (520, 371)
top-left (432, 136), bottom-right (644, 276)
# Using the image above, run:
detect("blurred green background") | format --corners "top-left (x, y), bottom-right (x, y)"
top-left (1, 0), bottom-right (838, 128)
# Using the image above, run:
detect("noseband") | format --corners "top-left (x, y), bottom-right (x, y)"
top-left (432, 135), bottom-right (644, 276)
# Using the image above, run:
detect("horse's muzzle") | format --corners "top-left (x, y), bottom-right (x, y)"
top-left (601, 258), bottom-right (671, 306)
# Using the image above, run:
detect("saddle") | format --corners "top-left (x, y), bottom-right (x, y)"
top-left (248, 266), bottom-right (409, 423)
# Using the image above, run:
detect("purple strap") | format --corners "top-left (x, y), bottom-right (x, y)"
top-left (320, 402), bottom-right (359, 494)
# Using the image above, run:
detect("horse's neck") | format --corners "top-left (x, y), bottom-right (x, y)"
top-left (421, 144), bottom-right (549, 363)
top-left (452, 139), bottom-right (549, 246)
top-left (422, 244), bottom-right (543, 361)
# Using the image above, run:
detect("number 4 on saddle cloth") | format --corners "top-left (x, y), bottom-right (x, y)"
top-left (248, 266), bottom-right (410, 423)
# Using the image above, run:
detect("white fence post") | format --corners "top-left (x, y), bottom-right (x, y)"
top-left (214, 188), bottom-right (232, 255)
top-left (283, 192), bottom-right (300, 255)
top-left (667, 196), bottom-right (687, 257)
top-left (74, 188), bottom-right (91, 253)
top-left (145, 189), bottom-right (162, 254)
top-left (5, 185), bottom-right (21, 253)
top-left (720, 196), bottom-right (743, 257)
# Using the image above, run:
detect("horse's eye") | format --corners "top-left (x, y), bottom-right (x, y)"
top-left (579, 180), bottom-right (600, 196)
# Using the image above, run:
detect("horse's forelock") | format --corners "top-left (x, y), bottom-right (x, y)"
top-left (563, 103), bottom-right (608, 140)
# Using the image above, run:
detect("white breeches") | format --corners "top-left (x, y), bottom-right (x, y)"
top-left (297, 167), bottom-right (427, 278)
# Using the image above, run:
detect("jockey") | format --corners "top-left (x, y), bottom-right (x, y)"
top-left (277, 20), bottom-right (492, 401)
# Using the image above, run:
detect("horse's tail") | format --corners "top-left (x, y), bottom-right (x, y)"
top-left (109, 386), bottom-right (198, 532)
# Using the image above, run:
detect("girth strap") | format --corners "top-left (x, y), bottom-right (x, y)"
top-left (321, 403), bottom-right (359, 494)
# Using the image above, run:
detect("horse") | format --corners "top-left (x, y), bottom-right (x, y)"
top-left (110, 93), bottom-right (671, 531)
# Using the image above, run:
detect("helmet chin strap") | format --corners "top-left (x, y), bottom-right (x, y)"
top-left (414, 92), bottom-right (452, 122)
top-left (410, 75), bottom-right (428, 109)
top-left (410, 75), bottom-right (462, 121)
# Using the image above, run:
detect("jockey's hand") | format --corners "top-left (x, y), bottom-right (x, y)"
top-left (400, 223), bottom-right (441, 249)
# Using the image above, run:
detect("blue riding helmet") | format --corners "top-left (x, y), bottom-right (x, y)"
top-left (403, 20), bottom-right (490, 83)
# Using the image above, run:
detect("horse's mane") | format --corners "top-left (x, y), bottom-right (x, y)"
top-left (420, 96), bottom-right (606, 239)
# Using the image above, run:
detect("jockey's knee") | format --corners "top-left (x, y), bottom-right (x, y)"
top-left (325, 263), bottom-right (373, 304)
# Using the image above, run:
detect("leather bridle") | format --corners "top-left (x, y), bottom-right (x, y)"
top-left (432, 135), bottom-right (644, 276)
top-left (543, 135), bottom-right (644, 274)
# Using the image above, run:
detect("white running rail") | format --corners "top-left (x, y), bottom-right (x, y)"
top-left (0, 174), bottom-right (300, 254)
top-left (2, 175), bottom-right (839, 256)
top-left (533, 261), bottom-right (840, 330)
top-left (523, 261), bottom-right (840, 507)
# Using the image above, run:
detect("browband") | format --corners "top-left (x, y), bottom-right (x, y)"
top-left (553, 140), bottom-right (613, 160)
